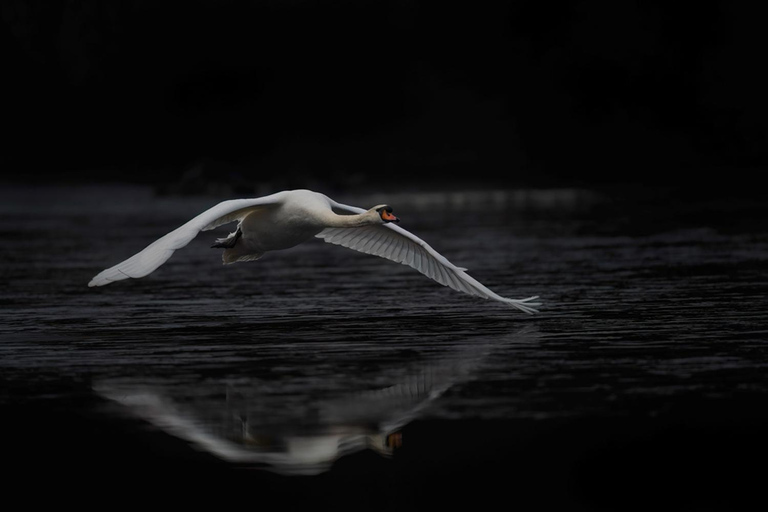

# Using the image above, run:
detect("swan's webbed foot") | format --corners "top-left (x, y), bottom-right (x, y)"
top-left (211, 227), bottom-right (242, 248)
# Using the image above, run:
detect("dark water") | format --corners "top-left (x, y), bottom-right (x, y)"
top-left (1, 184), bottom-right (767, 509)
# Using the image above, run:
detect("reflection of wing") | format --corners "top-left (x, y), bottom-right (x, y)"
top-left (319, 365), bottom-right (455, 433)
top-left (95, 382), bottom-right (388, 475)
top-left (92, 332), bottom-right (513, 475)
top-left (318, 200), bottom-right (540, 314)
top-left (88, 192), bottom-right (287, 287)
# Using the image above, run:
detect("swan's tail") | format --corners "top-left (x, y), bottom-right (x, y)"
top-left (501, 296), bottom-right (541, 315)
top-left (222, 250), bottom-right (263, 265)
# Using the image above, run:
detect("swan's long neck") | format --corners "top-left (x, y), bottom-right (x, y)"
top-left (322, 210), bottom-right (378, 228)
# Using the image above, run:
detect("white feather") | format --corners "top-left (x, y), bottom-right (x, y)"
top-left (88, 190), bottom-right (541, 314)
top-left (88, 192), bottom-right (287, 287)
top-left (318, 200), bottom-right (540, 314)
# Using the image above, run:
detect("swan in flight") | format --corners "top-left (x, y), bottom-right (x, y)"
top-left (88, 189), bottom-right (540, 313)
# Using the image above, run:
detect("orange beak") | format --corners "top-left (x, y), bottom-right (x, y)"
top-left (381, 211), bottom-right (399, 223)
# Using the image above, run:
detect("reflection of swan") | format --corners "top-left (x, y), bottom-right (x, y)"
top-left (88, 189), bottom-right (540, 313)
top-left (95, 384), bottom-right (399, 475)
top-left (94, 343), bottom-right (490, 475)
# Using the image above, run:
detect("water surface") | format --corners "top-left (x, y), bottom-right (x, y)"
top-left (1, 184), bottom-right (766, 509)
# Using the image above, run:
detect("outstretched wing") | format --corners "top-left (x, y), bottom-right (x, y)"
top-left (316, 200), bottom-right (541, 314)
top-left (88, 191), bottom-right (288, 287)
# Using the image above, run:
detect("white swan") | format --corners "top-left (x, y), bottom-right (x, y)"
top-left (88, 189), bottom-right (541, 313)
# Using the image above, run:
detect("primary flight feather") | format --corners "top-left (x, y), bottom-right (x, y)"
top-left (88, 189), bottom-right (541, 314)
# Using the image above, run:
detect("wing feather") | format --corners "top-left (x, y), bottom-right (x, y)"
top-left (88, 192), bottom-right (287, 287)
top-left (318, 200), bottom-right (541, 313)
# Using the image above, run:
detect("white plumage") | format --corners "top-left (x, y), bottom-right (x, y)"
top-left (88, 189), bottom-right (540, 314)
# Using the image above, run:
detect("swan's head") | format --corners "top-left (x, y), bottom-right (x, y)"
top-left (374, 205), bottom-right (399, 223)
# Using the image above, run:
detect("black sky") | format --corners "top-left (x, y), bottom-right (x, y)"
top-left (3, 1), bottom-right (766, 191)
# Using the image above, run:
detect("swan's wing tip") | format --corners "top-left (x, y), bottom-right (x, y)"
top-left (87, 274), bottom-right (112, 287)
top-left (512, 304), bottom-right (540, 315)
top-left (504, 296), bottom-right (542, 314)
top-left (88, 267), bottom-right (133, 287)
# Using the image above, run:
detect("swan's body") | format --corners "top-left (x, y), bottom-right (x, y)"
top-left (88, 189), bottom-right (540, 314)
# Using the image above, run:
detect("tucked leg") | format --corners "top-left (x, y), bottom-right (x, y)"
top-left (211, 227), bottom-right (242, 248)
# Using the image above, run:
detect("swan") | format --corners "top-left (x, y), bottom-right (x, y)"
top-left (88, 189), bottom-right (541, 313)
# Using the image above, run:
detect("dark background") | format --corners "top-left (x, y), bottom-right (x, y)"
top-left (3, 4), bottom-right (768, 509)
top-left (3, 1), bottom-right (766, 192)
